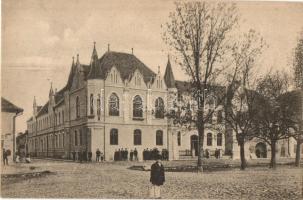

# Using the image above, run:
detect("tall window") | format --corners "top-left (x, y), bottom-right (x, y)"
top-left (207, 133), bottom-right (212, 146)
top-left (74, 130), bottom-right (78, 146)
top-left (62, 111), bottom-right (64, 123)
top-left (217, 110), bottom-right (223, 123)
top-left (133, 95), bottom-right (143, 118)
top-left (97, 94), bottom-right (101, 120)
top-left (62, 133), bottom-right (65, 147)
top-left (58, 113), bottom-right (61, 125)
top-left (155, 97), bottom-right (165, 119)
top-left (79, 129), bottom-right (83, 145)
top-left (110, 129), bottom-right (118, 145)
top-left (156, 130), bottom-right (163, 145)
top-left (217, 133), bottom-right (222, 146)
top-left (109, 93), bottom-right (119, 116)
top-left (76, 96), bottom-right (80, 118)
top-left (134, 129), bottom-right (142, 145)
top-left (90, 94), bottom-right (94, 115)
top-left (177, 131), bottom-right (181, 146)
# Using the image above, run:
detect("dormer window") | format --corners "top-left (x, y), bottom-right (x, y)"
top-left (135, 73), bottom-right (141, 86)
top-left (110, 69), bottom-right (118, 83)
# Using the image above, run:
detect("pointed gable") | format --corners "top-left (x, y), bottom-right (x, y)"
top-left (87, 42), bottom-right (102, 79)
top-left (164, 57), bottom-right (176, 88)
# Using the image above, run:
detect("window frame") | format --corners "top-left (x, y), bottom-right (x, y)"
top-left (134, 129), bottom-right (142, 145)
top-left (110, 128), bottom-right (118, 145)
top-left (156, 130), bottom-right (163, 146)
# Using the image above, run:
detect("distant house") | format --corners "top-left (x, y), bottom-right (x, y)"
top-left (16, 130), bottom-right (28, 157)
top-left (1, 97), bottom-right (23, 162)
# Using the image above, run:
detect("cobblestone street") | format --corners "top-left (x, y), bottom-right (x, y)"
top-left (1, 160), bottom-right (302, 199)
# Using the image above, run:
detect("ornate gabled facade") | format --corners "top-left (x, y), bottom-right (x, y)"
top-left (26, 43), bottom-right (301, 161)
top-left (26, 44), bottom-right (229, 161)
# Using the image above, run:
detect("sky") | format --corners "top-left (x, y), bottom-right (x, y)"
top-left (2, 0), bottom-right (303, 133)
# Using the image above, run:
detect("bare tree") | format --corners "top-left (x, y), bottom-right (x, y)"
top-left (255, 72), bottom-right (296, 169)
top-left (292, 29), bottom-right (303, 167)
top-left (225, 30), bottom-right (265, 170)
top-left (163, 1), bottom-right (239, 171)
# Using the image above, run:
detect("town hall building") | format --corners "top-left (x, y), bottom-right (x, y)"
top-left (26, 43), bottom-right (301, 161)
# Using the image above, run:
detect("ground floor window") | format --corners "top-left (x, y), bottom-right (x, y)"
top-left (156, 130), bottom-right (163, 145)
top-left (177, 132), bottom-right (181, 146)
top-left (217, 133), bottom-right (222, 146)
top-left (207, 133), bottom-right (212, 146)
top-left (110, 129), bottom-right (118, 145)
top-left (74, 131), bottom-right (78, 146)
top-left (134, 129), bottom-right (142, 145)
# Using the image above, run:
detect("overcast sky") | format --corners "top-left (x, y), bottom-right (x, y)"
top-left (2, 0), bottom-right (303, 133)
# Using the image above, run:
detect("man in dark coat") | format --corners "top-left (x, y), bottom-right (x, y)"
top-left (3, 148), bottom-right (8, 165)
top-left (134, 148), bottom-right (138, 161)
top-left (150, 155), bottom-right (165, 199)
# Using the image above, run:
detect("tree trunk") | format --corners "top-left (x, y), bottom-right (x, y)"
top-left (239, 140), bottom-right (246, 170)
top-left (295, 138), bottom-right (301, 167)
top-left (270, 141), bottom-right (277, 169)
top-left (197, 109), bottom-right (205, 172)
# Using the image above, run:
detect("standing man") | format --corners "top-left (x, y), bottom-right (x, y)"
top-left (134, 148), bottom-right (138, 161)
top-left (96, 148), bottom-right (101, 162)
top-left (3, 148), bottom-right (8, 165)
top-left (150, 155), bottom-right (165, 199)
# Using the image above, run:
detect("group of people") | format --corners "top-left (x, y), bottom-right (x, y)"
top-left (143, 148), bottom-right (169, 161)
top-left (114, 148), bottom-right (138, 161)
top-left (204, 148), bottom-right (222, 159)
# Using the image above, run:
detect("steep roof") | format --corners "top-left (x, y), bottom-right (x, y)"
top-left (36, 101), bottom-right (49, 117)
top-left (175, 81), bottom-right (193, 93)
top-left (164, 58), bottom-right (176, 88)
top-left (1, 97), bottom-right (23, 113)
top-left (87, 51), bottom-right (156, 83)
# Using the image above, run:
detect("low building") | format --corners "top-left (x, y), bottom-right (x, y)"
top-left (1, 97), bottom-right (23, 162)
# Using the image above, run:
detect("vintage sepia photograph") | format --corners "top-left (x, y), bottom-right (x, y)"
top-left (1, 0), bottom-right (303, 199)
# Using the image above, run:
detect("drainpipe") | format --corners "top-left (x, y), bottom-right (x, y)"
top-left (13, 111), bottom-right (23, 162)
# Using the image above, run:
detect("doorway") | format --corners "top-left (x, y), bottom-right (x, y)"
top-left (190, 135), bottom-right (198, 156)
top-left (255, 142), bottom-right (267, 158)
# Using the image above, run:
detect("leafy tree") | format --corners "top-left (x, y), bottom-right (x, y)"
top-left (163, 1), bottom-right (239, 171)
top-left (292, 29), bottom-right (303, 167)
top-left (255, 72), bottom-right (296, 169)
top-left (225, 30), bottom-right (265, 170)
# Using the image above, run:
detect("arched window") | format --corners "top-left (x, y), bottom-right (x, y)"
top-left (109, 93), bottom-right (119, 116)
top-left (90, 94), bottom-right (94, 115)
top-left (134, 129), bottom-right (142, 145)
top-left (155, 97), bottom-right (165, 119)
top-left (177, 131), bottom-right (181, 146)
top-left (217, 133), bottom-right (222, 146)
top-left (110, 129), bottom-right (118, 145)
top-left (207, 133), bottom-right (212, 146)
top-left (133, 95), bottom-right (143, 118)
top-left (156, 130), bottom-right (163, 145)
top-left (76, 96), bottom-right (80, 118)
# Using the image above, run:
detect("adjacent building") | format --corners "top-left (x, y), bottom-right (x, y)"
top-left (1, 97), bottom-right (23, 162)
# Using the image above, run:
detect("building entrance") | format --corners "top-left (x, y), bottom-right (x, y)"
top-left (255, 142), bottom-right (267, 158)
top-left (190, 135), bottom-right (198, 156)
